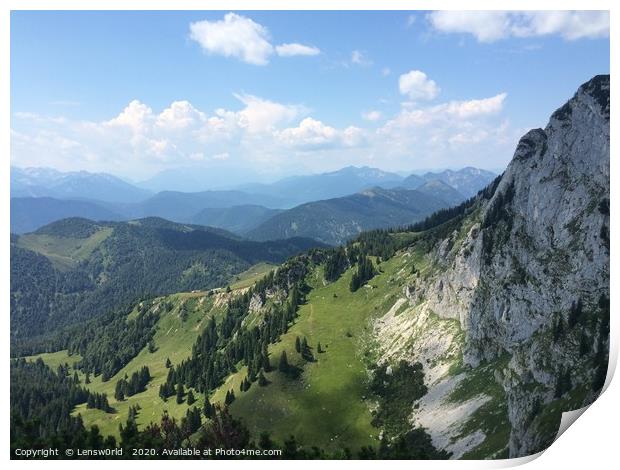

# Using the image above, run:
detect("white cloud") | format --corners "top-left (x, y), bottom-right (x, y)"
top-left (362, 110), bottom-right (382, 121)
top-left (351, 50), bottom-right (372, 66)
top-left (385, 93), bottom-right (507, 130)
top-left (277, 118), bottom-right (338, 149)
top-left (189, 13), bottom-right (274, 65)
top-left (106, 100), bottom-right (154, 133)
top-left (445, 93), bottom-right (507, 118)
top-left (234, 94), bottom-right (304, 133)
top-left (428, 11), bottom-right (609, 43)
top-left (406, 15), bottom-right (416, 28)
top-left (276, 118), bottom-right (366, 150)
top-left (399, 70), bottom-right (440, 101)
top-left (189, 13), bottom-right (323, 65)
top-left (275, 43), bottom-right (320, 57)
top-left (156, 101), bottom-right (206, 130)
top-left (11, 90), bottom-right (515, 178)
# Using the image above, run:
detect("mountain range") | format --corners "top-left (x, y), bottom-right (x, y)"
top-left (10, 166), bottom-right (497, 236)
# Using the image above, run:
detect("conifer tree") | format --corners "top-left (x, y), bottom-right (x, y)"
top-left (278, 351), bottom-right (289, 373)
top-left (176, 383), bottom-right (184, 404)
top-left (187, 390), bottom-right (196, 405)
top-left (203, 396), bottom-right (214, 419)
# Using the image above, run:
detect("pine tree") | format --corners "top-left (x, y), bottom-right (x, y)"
top-left (165, 357), bottom-right (172, 368)
top-left (295, 336), bottom-right (301, 353)
top-left (176, 383), bottom-right (184, 404)
top-left (187, 390), bottom-right (196, 405)
top-left (85, 372), bottom-right (91, 384)
top-left (114, 380), bottom-right (125, 401)
top-left (317, 342), bottom-right (323, 354)
top-left (278, 351), bottom-right (289, 373)
top-left (148, 339), bottom-right (157, 353)
top-left (203, 397), bottom-right (214, 419)
top-left (73, 371), bottom-right (80, 384)
top-left (224, 389), bottom-right (236, 406)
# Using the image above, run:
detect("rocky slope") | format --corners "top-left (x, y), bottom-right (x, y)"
top-left (374, 75), bottom-right (610, 457)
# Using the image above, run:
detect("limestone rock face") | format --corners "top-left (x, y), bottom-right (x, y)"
top-left (375, 75), bottom-right (610, 458)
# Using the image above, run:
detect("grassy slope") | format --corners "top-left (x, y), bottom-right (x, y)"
top-left (229, 262), bottom-right (276, 289)
top-left (23, 240), bottom-right (508, 457)
top-left (211, 256), bottom-right (408, 453)
top-left (16, 228), bottom-right (113, 271)
top-left (27, 291), bottom-right (225, 438)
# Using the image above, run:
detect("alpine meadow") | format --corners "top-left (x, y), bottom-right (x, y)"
top-left (9, 10), bottom-right (611, 461)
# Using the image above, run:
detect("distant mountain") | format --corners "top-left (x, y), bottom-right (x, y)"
top-left (247, 187), bottom-right (449, 245)
top-left (238, 166), bottom-right (404, 206)
top-left (400, 173), bottom-right (426, 189)
top-left (10, 166), bottom-right (494, 234)
top-left (11, 167), bottom-right (152, 203)
top-left (190, 205), bottom-right (283, 234)
top-left (136, 166), bottom-right (266, 193)
top-left (400, 167), bottom-right (496, 197)
top-left (130, 190), bottom-right (288, 221)
top-left (10, 197), bottom-right (125, 234)
top-left (11, 216), bottom-right (324, 347)
top-left (415, 179), bottom-right (465, 206)
top-left (419, 167), bottom-right (497, 198)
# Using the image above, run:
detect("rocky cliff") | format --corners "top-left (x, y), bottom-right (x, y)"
top-left (374, 75), bottom-right (610, 458)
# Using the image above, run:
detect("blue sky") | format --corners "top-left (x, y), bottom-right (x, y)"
top-left (10, 10), bottom-right (609, 183)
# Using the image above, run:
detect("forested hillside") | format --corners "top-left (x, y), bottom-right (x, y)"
top-left (10, 217), bottom-right (323, 355)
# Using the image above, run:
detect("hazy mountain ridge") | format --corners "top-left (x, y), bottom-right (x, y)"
top-left (11, 166), bottom-right (153, 203)
top-left (10, 166), bottom-right (496, 234)
top-left (246, 186), bottom-right (450, 245)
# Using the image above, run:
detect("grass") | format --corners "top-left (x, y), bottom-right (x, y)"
top-left (24, 350), bottom-right (82, 370)
top-left (212, 256), bottom-right (407, 453)
top-left (27, 291), bottom-right (224, 438)
top-left (229, 262), bottom-right (276, 289)
top-left (16, 228), bottom-right (112, 271)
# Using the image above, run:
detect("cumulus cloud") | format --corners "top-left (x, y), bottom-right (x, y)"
top-left (233, 94), bottom-right (305, 133)
top-left (106, 100), bottom-right (154, 133)
top-left (428, 11), bottom-right (609, 43)
top-left (275, 43), bottom-right (320, 57)
top-left (12, 87), bottom-right (515, 178)
top-left (385, 93), bottom-right (507, 130)
top-left (156, 101), bottom-right (206, 130)
top-left (189, 13), bottom-right (273, 65)
top-left (399, 70), bottom-right (440, 101)
top-left (189, 13), bottom-right (322, 65)
top-left (276, 118), bottom-right (366, 150)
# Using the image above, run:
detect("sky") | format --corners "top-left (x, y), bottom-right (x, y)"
top-left (10, 10), bottom-right (610, 184)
